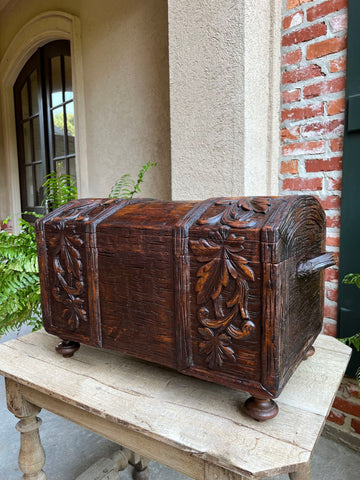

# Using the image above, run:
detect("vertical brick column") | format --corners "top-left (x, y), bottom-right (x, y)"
top-left (280, 0), bottom-right (347, 337)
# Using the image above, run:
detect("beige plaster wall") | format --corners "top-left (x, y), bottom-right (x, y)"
top-left (168, 0), bottom-right (282, 200)
top-left (0, 0), bottom-right (170, 220)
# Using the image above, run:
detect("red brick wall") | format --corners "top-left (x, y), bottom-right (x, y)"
top-left (280, 0), bottom-right (360, 449)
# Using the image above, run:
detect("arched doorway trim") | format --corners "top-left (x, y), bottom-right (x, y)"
top-left (0, 11), bottom-right (88, 224)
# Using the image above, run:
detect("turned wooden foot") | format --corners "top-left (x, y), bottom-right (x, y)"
top-left (55, 340), bottom-right (80, 358)
top-left (303, 345), bottom-right (315, 360)
top-left (244, 396), bottom-right (279, 421)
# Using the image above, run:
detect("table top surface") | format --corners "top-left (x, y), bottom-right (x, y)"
top-left (0, 331), bottom-right (351, 479)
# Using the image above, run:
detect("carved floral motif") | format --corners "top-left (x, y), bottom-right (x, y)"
top-left (190, 226), bottom-right (255, 369)
top-left (49, 224), bottom-right (87, 330)
top-left (198, 197), bottom-right (270, 228)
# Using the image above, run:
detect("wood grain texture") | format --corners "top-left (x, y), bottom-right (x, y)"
top-left (35, 196), bottom-right (336, 419)
top-left (0, 331), bottom-right (352, 479)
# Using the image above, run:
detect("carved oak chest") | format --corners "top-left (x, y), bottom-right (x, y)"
top-left (36, 196), bottom-right (335, 420)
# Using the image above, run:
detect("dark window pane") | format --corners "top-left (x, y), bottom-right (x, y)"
top-left (69, 156), bottom-right (76, 179)
top-left (66, 102), bottom-right (75, 154)
top-left (35, 162), bottom-right (44, 203)
top-left (52, 106), bottom-right (65, 157)
top-left (25, 166), bottom-right (34, 206)
top-left (51, 56), bottom-right (63, 107)
top-left (64, 55), bottom-right (73, 101)
top-left (23, 121), bottom-right (32, 163)
top-left (33, 116), bottom-right (42, 162)
top-left (29, 70), bottom-right (39, 115)
top-left (21, 83), bottom-right (29, 119)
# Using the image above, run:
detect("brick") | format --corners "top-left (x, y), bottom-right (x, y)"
top-left (330, 13), bottom-right (348, 33)
top-left (346, 381), bottom-right (360, 399)
top-left (305, 156), bottom-right (342, 172)
top-left (306, 36), bottom-right (347, 60)
top-left (281, 103), bottom-right (324, 122)
top-left (282, 140), bottom-right (325, 156)
top-left (324, 303), bottom-right (338, 318)
top-left (282, 64), bottom-right (324, 85)
top-left (287, 0), bottom-right (312, 9)
top-left (326, 287), bottom-right (339, 302)
top-left (328, 176), bottom-right (342, 191)
top-left (303, 76), bottom-right (346, 99)
top-left (327, 236), bottom-right (340, 247)
top-left (323, 320), bottom-right (337, 337)
top-left (283, 177), bottom-right (323, 191)
top-left (301, 119), bottom-right (344, 138)
top-left (282, 89), bottom-right (301, 104)
top-left (283, 11), bottom-right (304, 30)
top-left (328, 97), bottom-right (345, 115)
top-left (326, 214), bottom-right (341, 228)
top-left (333, 396), bottom-right (360, 417)
top-left (351, 418), bottom-right (360, 435)
top-left (307, 0), bottom-right (347, 22)
top-left (330, 56), bottom-right (346, 73)
top-left (282, 49), bottom-right (302, 66)
top-left (321, 195), bottom-right (341, 210)
top-left (325, 267), bottom-right (339, 281)
top-left (330, 137), bottom-right (344, 152)
top-left (281, 126), bottom-right (300, 141)
top-left (327, 409), bottom-right (345, 425)
top-left (280, 159), bottom-right (299, 174)
top-left (282, 23), bottom-right (327, 47)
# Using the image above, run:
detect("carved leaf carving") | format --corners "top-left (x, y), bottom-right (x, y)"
top-left (198, 197), bottom-right (271, 228)
top-left (190, 226), bottom-right (255, 369)
top-left (49, 224), bottom-right (87, 331)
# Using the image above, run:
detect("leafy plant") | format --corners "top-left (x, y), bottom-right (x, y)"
top-left (42, 170), bottom-right (77, 210)
top-left (339, 273), bottom-right (360, 390)
top-left (0, 214), bottom-right (42, 335)
top-left (0, 172), bottom-right (78, 337)
top-left (109, 161), bottom-right (157, 199)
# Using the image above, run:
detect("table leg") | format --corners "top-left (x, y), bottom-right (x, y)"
top-left (289, 462), bottom-right (311, 480)
top-left (124, 448), bottom-right (150, 480)
top-left (5, 378), bottom-right (46, 480)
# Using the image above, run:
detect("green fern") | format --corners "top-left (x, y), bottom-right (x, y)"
top-left (0, 215), bottom-right (42, 336)
top-left (109, 162), bottom-right (157, 199)
top-left (340, 273), bottom-right (360, 391)
top-left (42, 170), bottom-right (77, 209)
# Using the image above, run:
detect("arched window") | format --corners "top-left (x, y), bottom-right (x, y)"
top-left (14, 40), bottom-right (75, 218)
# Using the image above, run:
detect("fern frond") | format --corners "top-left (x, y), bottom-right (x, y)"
top-left (109, 174), bottom-right (135, 199)
top-left (109, 162), bottom-right (157, 199)
top-left (343, 273), bottom-right (360, 289)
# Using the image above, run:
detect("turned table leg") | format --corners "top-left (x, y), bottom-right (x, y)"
top-left (5, 378), bottom-right (46, 480)
top-left (289, 462), bottom-right (311, 480)
top-left (121, 448), bottom-right (150, 480)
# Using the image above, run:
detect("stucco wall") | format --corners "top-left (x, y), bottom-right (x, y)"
top-left (0, 0), bottom-right (170, 221)
top-left (168, 0), bottom-right (282, 200)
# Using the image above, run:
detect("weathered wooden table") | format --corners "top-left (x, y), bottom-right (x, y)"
top-left (0, 331), bottom-right (351, 480)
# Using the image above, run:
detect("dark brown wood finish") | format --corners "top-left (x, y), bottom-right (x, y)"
top-left (36, 195), bottom-right (335, 421)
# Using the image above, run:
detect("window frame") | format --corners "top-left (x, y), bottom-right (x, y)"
top-left (13, 40), bottom-right (75, 220)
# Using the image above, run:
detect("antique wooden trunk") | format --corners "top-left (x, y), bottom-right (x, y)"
top-left (36, 196), bottom-right (335, 420)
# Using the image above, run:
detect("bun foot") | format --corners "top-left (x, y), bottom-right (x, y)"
top-left (55, 340), bottom-right (80, 358)
top-left (303, 345), bottom-right (315, 360)
top-left (244, 396), bottom-right (279, 421)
